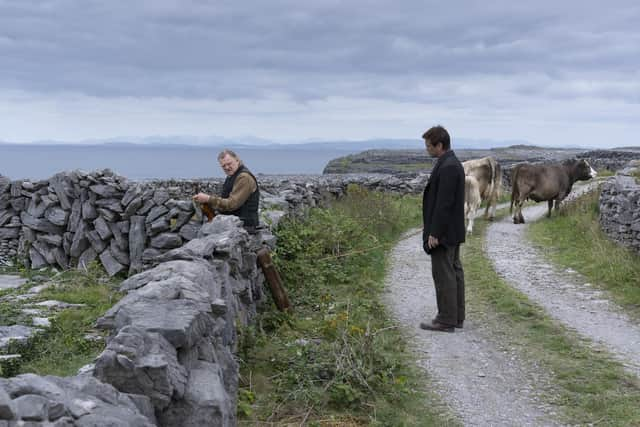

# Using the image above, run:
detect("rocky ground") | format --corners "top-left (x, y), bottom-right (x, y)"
top-left (0, 271), bottom-right (97, 368)
top-left (323, 146), bottom-right (640, 177)
top-left (383, 182), bottom-right (640, 426)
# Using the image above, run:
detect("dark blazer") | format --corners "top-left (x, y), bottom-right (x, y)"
top-left (422, 150), bottom-right (466, 253)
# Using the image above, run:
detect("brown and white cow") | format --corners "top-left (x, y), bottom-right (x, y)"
top-left (462, 156), bottom-right (502, 221)
top-left (464, 175), bottom-right (482, 234)
top-left (510, 158), bottom-right (597, 224)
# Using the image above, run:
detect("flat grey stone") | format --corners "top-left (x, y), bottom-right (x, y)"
top-left (145, 206), bottom-right (169, 224)
top-left (158, 361), bottom-right (233, 427)
top-left (0, 386), bottom-right (16, 420)
top-left (99, 250), bottom-right (125, 277)
top-left (34, 300), bottom-right (86, 310)
top-left (109, 240), bottom-right (130, 266)
top-left (93, 217), bottom-right (113, 240)
top-left (82, 200), bottom-right (98, 220)
top-left (122, 184), bottom-right (142, 207)
top-left (0, 274), bottom-right (27, 290)
top-left (20, 212), bottom-right (64, 234)
top-left (98, 298), bottom-right (213, 349)
top-left (128, 216), bottom-right (146, 276)
top-left (95, 198), bottom-right (124, 213)
top-left (96, 208), bottom-right (119, 222)
top-left (0, 227), bottom-right (19, 239)
top-left (77, 247), bottom-right (98, 270)
top-left (44, 206), bottom-right (69, 227)
top-left (87, 230), bottom-right (108, 254)
top-left (37, 234), bottom-right (63, 247)
top-left (0, 325), bottom-right (35, 349)
top-left (152, 189), bottom-right (170, 205)
top-left (150, 233), bottom-right (182, 250)
top-left (124, 196), bottom-right (143, 218)
top-left (89, 184), bottom-right (123, 198)
top-left (32, 317), bottom-right (51, 328)
top-left (94, 326), bottom-right (187, 410)
top-left (14, 394), bottom-right (49, 421)
top-left (49, 174), bottom-right (73, 210)
top-left (178, 222), bottom-right (200, 241)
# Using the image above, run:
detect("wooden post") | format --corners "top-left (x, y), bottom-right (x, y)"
top-left (256, 247), bottom-right (291, 311)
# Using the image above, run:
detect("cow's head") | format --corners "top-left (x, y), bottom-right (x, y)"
top-left (574, 159), bottom-right (597, 181)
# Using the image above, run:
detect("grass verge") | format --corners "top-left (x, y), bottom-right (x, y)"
top-left (0, 262), bottom-right (122, 377)
top-left (238, 185), bottom-right (458, 426)
top-left (527, 190), bottom-right (640, 318)
top-left (463, 215), bottom-right (640, 426)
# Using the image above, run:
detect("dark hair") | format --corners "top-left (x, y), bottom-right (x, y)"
top-left (422, 125), bottom-right (451, 150)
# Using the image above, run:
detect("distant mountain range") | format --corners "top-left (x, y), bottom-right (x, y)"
top-left (0, 135), bottom-right (560, 151)
top-left (3, 134), bottom-right (634, 151)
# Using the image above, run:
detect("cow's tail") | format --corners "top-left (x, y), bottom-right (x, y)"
top-left (510, 165), bottom-right (520, 213)
top-left (487, 157), bottom-right (496, 198)
top-left (494, 160), bottom-right (502, 199)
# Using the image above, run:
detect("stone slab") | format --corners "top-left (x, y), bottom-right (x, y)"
top-left (0, 274), bottom-right (27, 290)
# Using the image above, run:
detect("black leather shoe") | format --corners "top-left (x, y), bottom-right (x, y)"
top-left (420, 320), bottom-right (455, 333)
top-left (456, 321), bottom-right (464, 328)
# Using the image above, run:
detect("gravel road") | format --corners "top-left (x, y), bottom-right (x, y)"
top-left (383, 231), bottom-right (561, 426)
top-left (382, 182), bottom-right (640, 425)
top-left (486, 184), bottom-right (640, 377)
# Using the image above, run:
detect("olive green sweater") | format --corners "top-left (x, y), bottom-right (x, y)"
top-left (206, 172), bottom-right (257, 212)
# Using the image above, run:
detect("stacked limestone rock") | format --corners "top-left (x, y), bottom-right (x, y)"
top-left (599, 161), bottom-right (640, 254)
top-left (0, 217), bottom-right (275, 426)
top-left (0, 372), bottom-right (156, 425)
top-left (578, 150), bottom-right (640, 173)
top-left (1, 171), bottom-right (429, 271)
top-left (0, 170), bottom-right (206, 276)
top-left (0, 175), bottom-right (18, 265)
top-left (92, 215), bottom-right (269, 426)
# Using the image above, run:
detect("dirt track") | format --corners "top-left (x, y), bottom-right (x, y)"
top-left (383, 230), bottom-right (560, 426)
top-left (383, 183), bottom-right (640, 425)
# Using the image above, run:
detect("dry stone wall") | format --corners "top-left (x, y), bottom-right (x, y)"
top-left (0, 171), bottom-right (427, 270)
top-left (599, 161), bottom-right (640, 254)
top-left (0, 215), bottom-right (271, 426)
top-left (0, 169), bottom-right (427, 426)
top-left (91, 216), bottom-right (271, 426)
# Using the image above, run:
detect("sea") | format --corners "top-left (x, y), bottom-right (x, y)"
top-left (0, 144), bottom-right (357, 181)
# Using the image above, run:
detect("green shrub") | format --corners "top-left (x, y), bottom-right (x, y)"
top-left (238, 187), bottom-right (451, 425)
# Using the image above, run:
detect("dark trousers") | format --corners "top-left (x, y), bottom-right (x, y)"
top-left (430, 244), bottom-right (465, 326)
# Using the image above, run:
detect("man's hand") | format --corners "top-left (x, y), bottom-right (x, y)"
top-left (192, 193), bottom-right (210, 204)
top-left (427, 235), bottom-right (439, 249)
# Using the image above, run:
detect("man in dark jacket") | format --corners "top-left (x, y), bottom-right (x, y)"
top-left (192, 149), bottom-right (260, 230)
top-left (421, 125), bottom-right (466, 332)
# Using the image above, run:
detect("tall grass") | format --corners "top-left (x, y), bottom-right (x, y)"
top-left (238, 186), bottom-right (458, 426)
top-left (527, 190), bottom-right (640, 316)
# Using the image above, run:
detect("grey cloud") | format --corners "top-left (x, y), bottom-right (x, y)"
top-left (0, 0), bottom-right (639, 103)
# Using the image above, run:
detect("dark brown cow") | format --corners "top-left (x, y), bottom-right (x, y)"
top-left (510, 159), bottom-right (597, 224)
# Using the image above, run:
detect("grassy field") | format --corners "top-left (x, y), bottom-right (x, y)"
top-left (0, 262), bottom-right (122, 377)
top-left (463, 214), bottom-right (640, 426)
top-left (527, 190), bottom-right (640, 318)
top-left (238, 186), bottom-right (459, 426)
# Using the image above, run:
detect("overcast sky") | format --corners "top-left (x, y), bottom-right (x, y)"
top-left (1, 0), bottom-right (639, 147)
